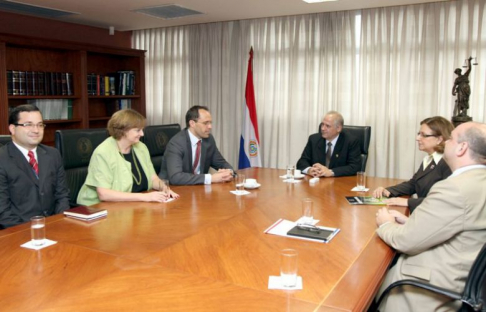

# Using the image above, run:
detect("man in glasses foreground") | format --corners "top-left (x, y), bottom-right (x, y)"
top-left (0, 104), bottom-right (70, 229)
top-left (375, 121), bottom-right (486, 311)
top-left (159, 105), bottom-right (234, 185)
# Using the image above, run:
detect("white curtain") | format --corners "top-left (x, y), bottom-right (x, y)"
top-left (133, 0), bottom-right (486, 179)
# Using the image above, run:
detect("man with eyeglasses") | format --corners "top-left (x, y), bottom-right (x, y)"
top-left (0, 104), bottom-right (69, 229)
top-left (375, 122), bottom-right (486, 311)
top-left (159, 105), bottom-right (234, 185)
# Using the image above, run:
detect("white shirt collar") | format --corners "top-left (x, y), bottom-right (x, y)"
top-left (424, 152), bottom-right (443, 168)
top-left (450, 164), bottom-right (486, 178)
top-left (187, 129), bottom-right (200, 146)
top-left (327, 134), bottom-right (340, 146)
top-left (12, 141), bottom-right (37, 161)
top-left (431, 152), bottom-right (443, 164)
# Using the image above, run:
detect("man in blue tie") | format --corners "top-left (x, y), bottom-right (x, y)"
top-left (0, 104), bottom-right (70, 229)
top-left (296, 111), bottom-right (361, 177)
top-left (159, 106), bottom-right (234, 185)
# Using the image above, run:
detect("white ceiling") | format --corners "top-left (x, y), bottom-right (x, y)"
top-left (4, 0), bottom-right (449, 31)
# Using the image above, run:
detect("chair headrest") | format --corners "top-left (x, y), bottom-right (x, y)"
top-left (55, 129), bottom-right (108, 169)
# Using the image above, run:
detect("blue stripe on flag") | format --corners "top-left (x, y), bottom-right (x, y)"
top-left (238, 135), bottom-right (250, 169)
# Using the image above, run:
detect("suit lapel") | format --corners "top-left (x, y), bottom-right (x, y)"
top-left (329, 133), bottom-right (345, 167)
top-left (7, 143), bottom-right (39, 186)
top-left (316, 137), bottom-right (326, 164)
top-left (184, 129), bottom-right (193, 171)
top-left (37, 146), bottom-right (48, 186)
top-left (415, 159), bottom-right (438, 182)
top-left (200, 139), bottom-right (208, 173)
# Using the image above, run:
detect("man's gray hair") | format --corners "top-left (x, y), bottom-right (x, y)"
top-left (326, 111), bottom-right (344, 128)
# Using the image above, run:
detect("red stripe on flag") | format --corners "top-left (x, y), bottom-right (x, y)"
top-left (245, 47), bottom-right (260, 143)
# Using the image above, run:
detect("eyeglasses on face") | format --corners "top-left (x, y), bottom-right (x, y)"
top-left (196, 121), bottom-right (212, 126)
top-left (417, 132), bottom-right (437, 138)
top-left (14, 123), bottom-right (47, 129)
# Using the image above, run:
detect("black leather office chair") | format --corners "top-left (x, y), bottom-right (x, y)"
top-left (142, 124), bottom-right (181, 173)
top-left (318, 123), bottom-right (371, 172)
top-left (343, 125), bottom-right (371, 172)
top-left (55, 128), bottom-right (108, 206)
top-left (0, 135), bottom-right (11, 147)
top-left (373, 243), bottom-right (486, 312)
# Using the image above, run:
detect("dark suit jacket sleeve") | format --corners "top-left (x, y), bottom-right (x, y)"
top-left (164, 134), bottom-right (205, 185)
top-left (296, 135), bottom-right (315, 170)
top-left (207, 135), bottom-right (233, 172)
top-left (52, 149), bottom-right (70, 214)
top-left (387, 170), bottom-right (420, 198)
top-left (331, 134), bottom-right (361, 177)
top-left (386, 160), bottom-right (452, 213)
top-left (0, 160), bottom-right (23, 229)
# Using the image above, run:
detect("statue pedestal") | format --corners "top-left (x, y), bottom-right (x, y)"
top-left (452, 115), bottom-right (473, 128)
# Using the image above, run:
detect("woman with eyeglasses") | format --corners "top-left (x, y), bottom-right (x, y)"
top-left (372, 116), bottom-right (454, 212)
top-left (77, 109), bottom-right (179, 206)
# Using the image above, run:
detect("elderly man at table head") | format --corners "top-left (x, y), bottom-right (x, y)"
top-left (375, 121), bottom-right (486, 312)
top-left (159, 105), bottom-right (234, 185)
top-left (0, 104), bottom-right (70, 229)
top-left (296, 111), bottom-right (361, 177)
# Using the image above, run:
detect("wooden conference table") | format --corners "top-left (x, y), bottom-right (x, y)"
top-left (0, 168), bottom-right (406, 312)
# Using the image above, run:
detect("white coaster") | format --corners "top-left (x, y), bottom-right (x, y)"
top-left (230, 190), bottom-right (251, 196)
top-left (351, 186), bottom-right (369, 192)
top-left (268, 276), bottom-right (303, 290)
top-left (283, 179), bottom-right (301, 183)
top-left (164, 197), bottom-right (176, 203)
top-left (21, 239), bottom-right (57, 250)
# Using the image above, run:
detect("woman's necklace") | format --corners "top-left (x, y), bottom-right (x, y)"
top-left (120, 148), bottom-right (142, 186)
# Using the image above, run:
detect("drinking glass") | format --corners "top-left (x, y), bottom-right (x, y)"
top-left (286, 165), bottom-right (295, 181)
top-left (235, 174), bottom-right (246, 192)
top-left (357, 171), bottom-right (366, 191)
top-left (280, 249), bottom-right (298, 287)
top-left (31, 216), bottom-right (45, 246)
top-left (301, 198), bottom-right (314, 224)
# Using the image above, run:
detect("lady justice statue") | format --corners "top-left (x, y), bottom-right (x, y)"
top-left (452, 56), bottom-right (475, 126)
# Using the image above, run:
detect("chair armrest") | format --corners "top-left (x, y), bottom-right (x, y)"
top-left (373, 279), bottom-right (462, 311)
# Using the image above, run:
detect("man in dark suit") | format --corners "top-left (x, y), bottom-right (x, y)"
top-left (0, 104), bottom-right (70, 229)
top-left (297, 111), bottom-right (361, 177)
top-left (159, 106), bottom-right (234, 185)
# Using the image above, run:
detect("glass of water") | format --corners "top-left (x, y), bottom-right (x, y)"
top-left (286, 165), bottom-right (295, 181)
top-left (235, 173), bottom-right (246, 193)
top-left (301, 198), bottom-right (314, 225)
top-left (280, 249), bottom-right (298, 287)
top-left (30, 216), bottom-right (45, 246)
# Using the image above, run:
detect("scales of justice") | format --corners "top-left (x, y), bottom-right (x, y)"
top-left (451, 56), bottom-right (478, 127)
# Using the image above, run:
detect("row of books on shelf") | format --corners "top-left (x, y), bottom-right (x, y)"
top-left (7, 71), bottom-right (74, 96)
top-left (27, 99), bottom-right (73, 120)
top-left (88, 71), bottom-right (135, 96)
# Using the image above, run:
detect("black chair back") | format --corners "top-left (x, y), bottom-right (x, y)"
top-left (0, 135), bottom-right (11, 148)
top-left (318, 123), bottom-right (371, 171)
top-left (142, 124), bottom-right (181, 173)
top-left (55, 128), bottom-right (108, 206)
top-left (460, 243), bottom-right (486, 311)
top-left (373, 243), bottom-right (486, 312)
top-left (343, 125), bottom-right (371, 172)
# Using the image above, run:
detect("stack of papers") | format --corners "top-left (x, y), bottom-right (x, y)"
top-left (264, 219), bottom-right (340, 243)
top-left (63, 206), bottom-right (108, 222)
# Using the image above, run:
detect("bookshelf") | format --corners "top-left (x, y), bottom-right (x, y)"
top-left (0, 33), bottom-right (145, 145)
